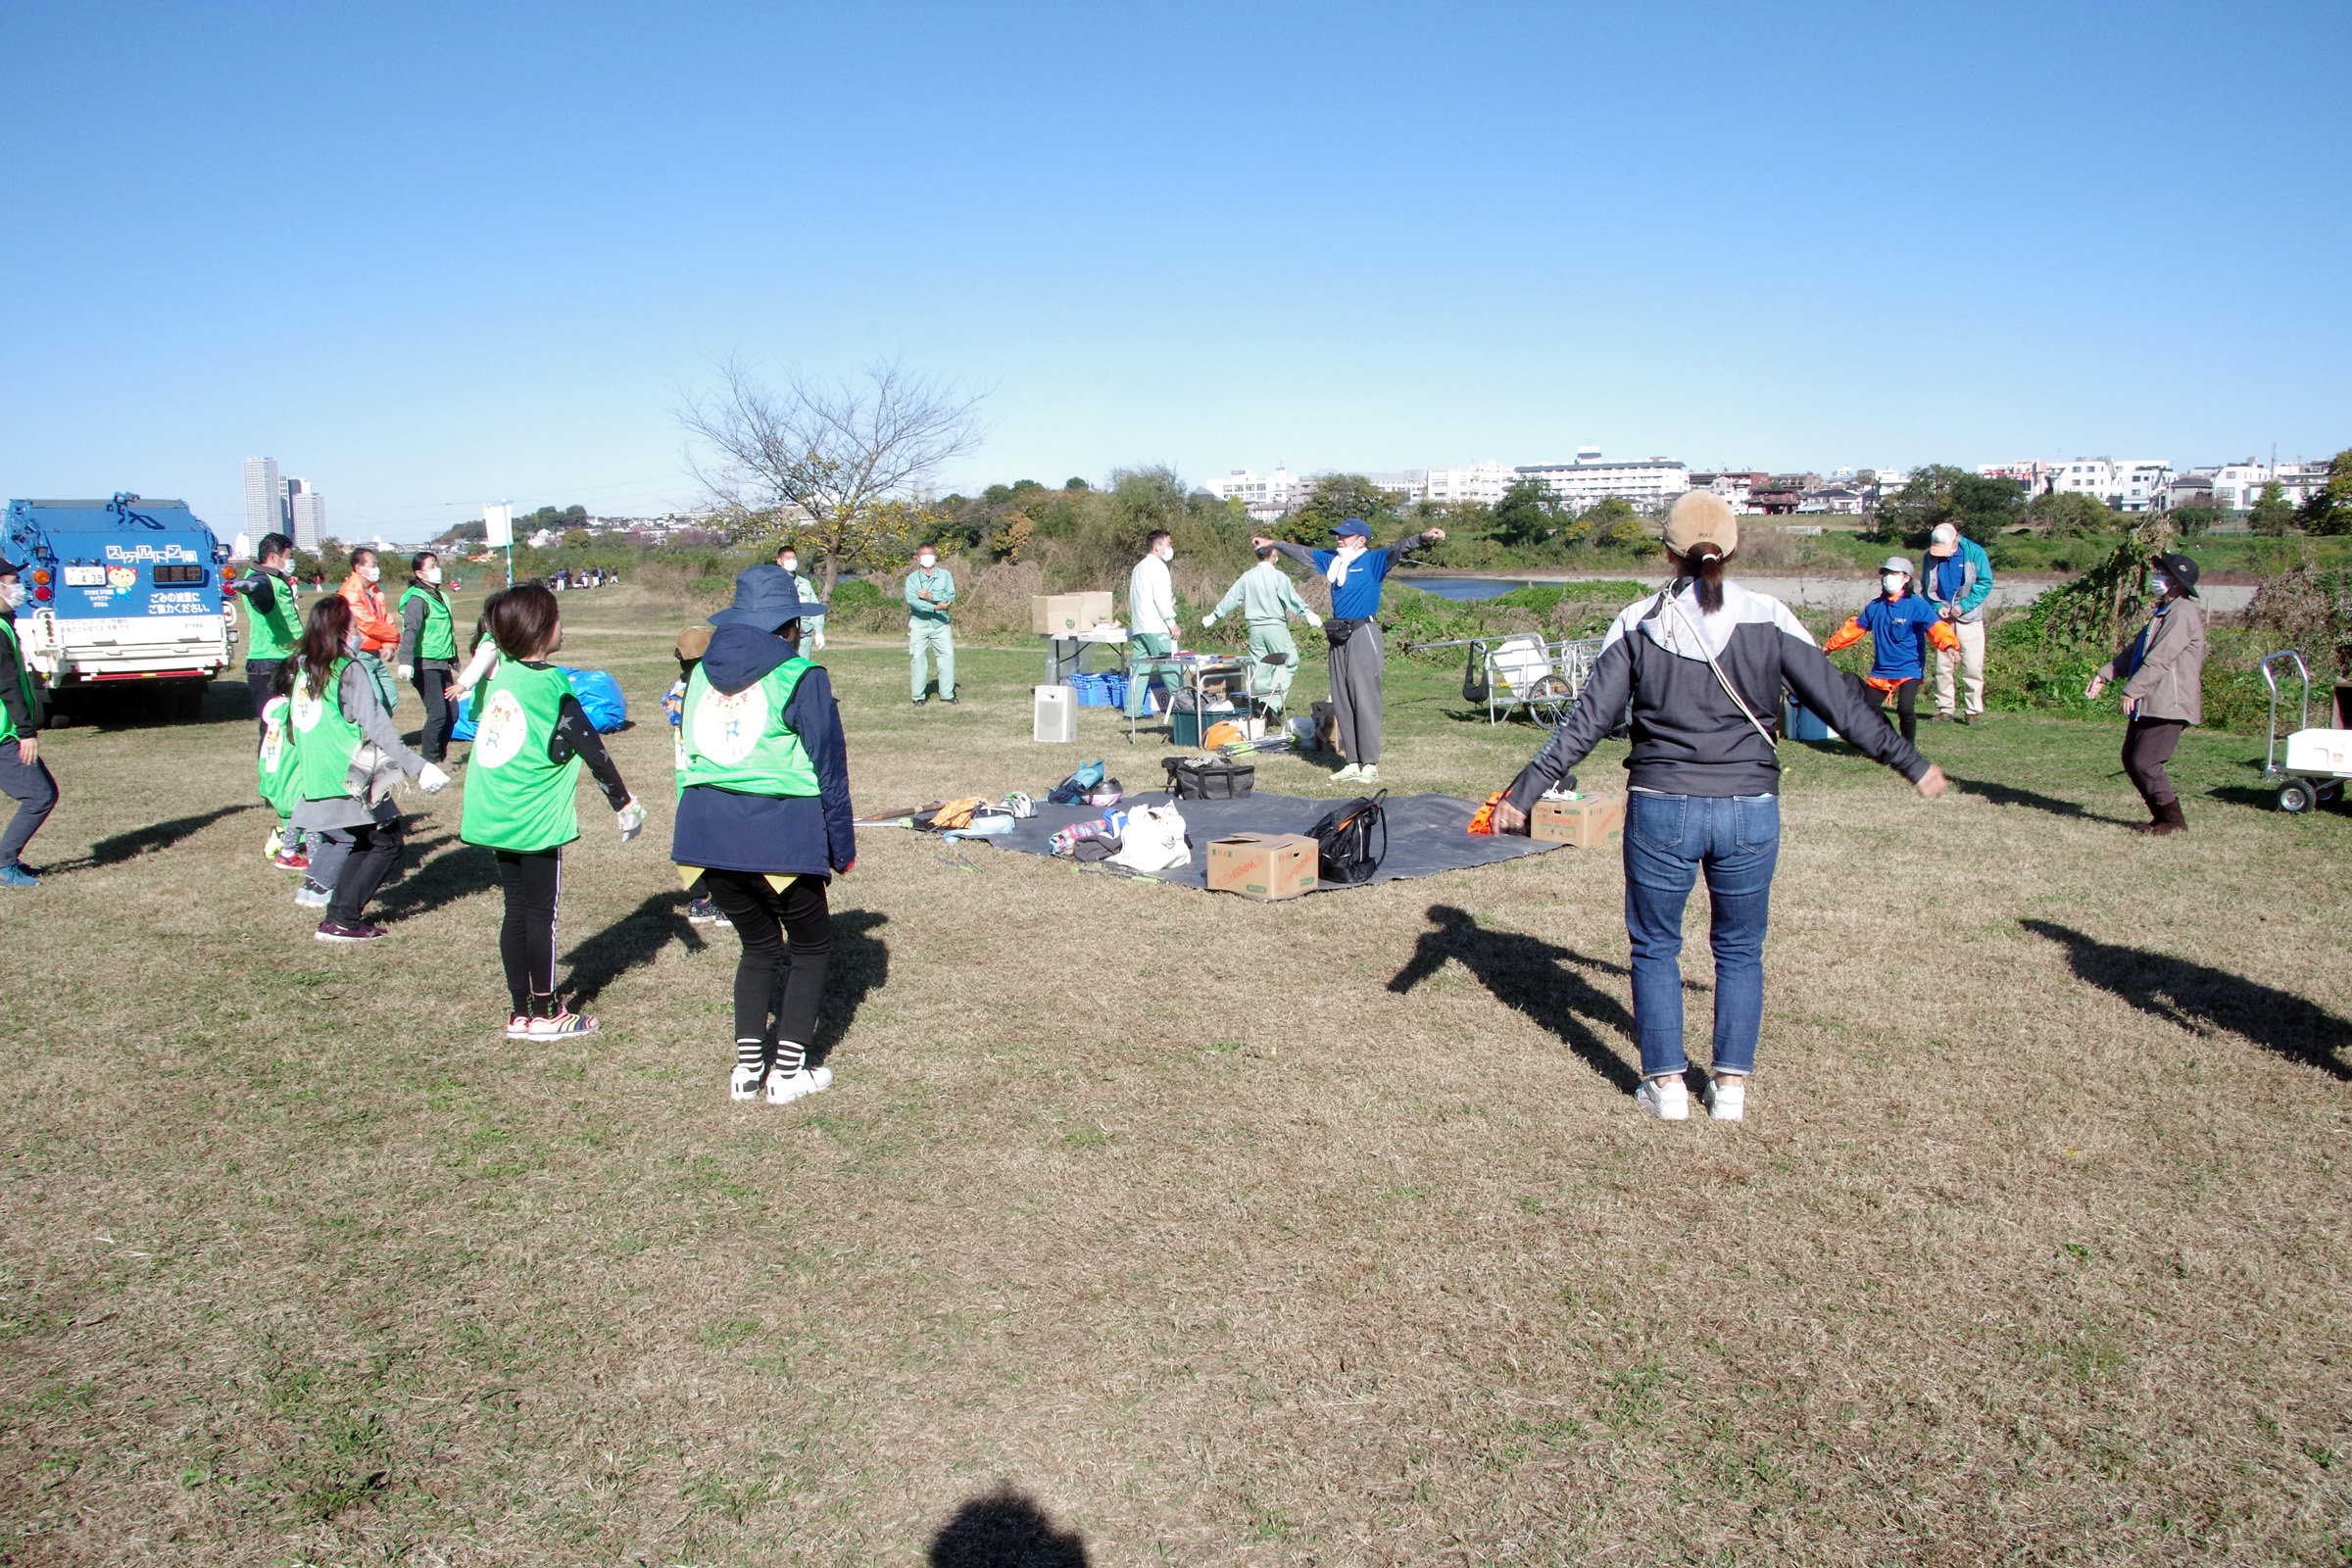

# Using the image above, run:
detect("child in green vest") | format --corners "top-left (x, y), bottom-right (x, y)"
top-left (459, 584), bottom-right (645, 1040)
top-left (672, 565), bottom-right (856, 1105)
top-left (287, 595), bottom-right (451, 941)
top-left (396, 551), bottom-right (461, 763)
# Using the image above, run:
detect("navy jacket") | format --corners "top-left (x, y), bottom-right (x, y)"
top-left (670, 625), bottom-right (856, 877)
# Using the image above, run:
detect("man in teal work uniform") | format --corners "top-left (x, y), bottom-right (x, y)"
top-left (775, 543), bottom-right (826, 652)
top-left (904, 545), bottom-right (956, 705)
top-left (1200, 545), bottom-right (1324, 716)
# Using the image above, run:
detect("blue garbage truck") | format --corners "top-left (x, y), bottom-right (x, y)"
top-left (3, 493), bottom-right (236, 719)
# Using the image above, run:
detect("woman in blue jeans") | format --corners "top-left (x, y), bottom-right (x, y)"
top-left (1492, 492), bottom-right (1946, 1121)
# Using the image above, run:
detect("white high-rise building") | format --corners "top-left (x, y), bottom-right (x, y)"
top-left (1422, 463), bottom-right (1516, 505)
top-left (2049, 459), bottom-right (2172, 512)
top-left (1513, 452), bottom-right (1690, 510)
top-left (1208, 467), bottom-right (1319, 523)
top-left (289, 479), bottom-right (324, 551)
top-left (244, 458), bottom-right (287, 541)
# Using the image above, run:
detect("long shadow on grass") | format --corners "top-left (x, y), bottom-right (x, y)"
top-left (40, 803), bottom-right (256, 874)
top-left (929, 1485), bottom-right (1089, 1567)
top-left (371, 838), bottom-right (493, 924)
top-left (808, 910), bottom-right (890, 1069)
top-left (563, 890), bottom-right (708, 1008)
top-left (1944, 774), bottom-right (2138, 825)
top-left (2023, 919), bottom-right (2352, 1081)
top-left (1389, 905), bottom-right (1641, 1093)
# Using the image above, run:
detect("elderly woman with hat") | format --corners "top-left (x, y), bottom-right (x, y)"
top-left (2086, 552), bottom-right (2207, 835)
top-left (1489, 492), bottom-right (1948, 1123)
top-left (671, 564), bottom-right (857, 1105)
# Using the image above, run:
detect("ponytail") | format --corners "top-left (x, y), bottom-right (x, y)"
top-left (1681, 544), bottom-right (1727, 614)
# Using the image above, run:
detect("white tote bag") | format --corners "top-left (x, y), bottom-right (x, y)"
top-left (1109, 803), bottom-right (1192, 873)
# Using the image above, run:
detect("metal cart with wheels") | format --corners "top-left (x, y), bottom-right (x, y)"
top-left (2260, 649), bottom-right (2350, 812)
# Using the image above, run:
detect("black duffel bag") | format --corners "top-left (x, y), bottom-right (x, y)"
top-left (1162, 756), bottom-right (1256, 800)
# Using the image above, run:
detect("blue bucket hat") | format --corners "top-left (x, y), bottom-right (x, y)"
top-left (709, 563), bottom-right (825, 629)
top-left (1332, 517), bottom-right (1371, 540)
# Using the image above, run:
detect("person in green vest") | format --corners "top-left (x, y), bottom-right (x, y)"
top-left (774, 543), bottom-right (826, 652)
top-left (0, 555), bottom-right (57, 888)
top-left (256, 668), bottom-right (305, 891)
top-left (1200, 543), bottom-right (1325, 717)
top-left (288, 594), bottom-right (450, 941)
top-left (904, 545), bottom-right (956, 705)
top-left (460, 583), bottom-right (645, 1040)
top-left (396, 551), bottom-right (461, 764)
top-left (672, 565), bottom-right (856, 1105)
top-left (229, 531), bottom-right (311, 870)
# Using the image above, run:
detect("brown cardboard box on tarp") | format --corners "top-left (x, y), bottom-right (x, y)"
top-left (1205, 833), bottom-right (1319, 901)
top-left (1531, 791), bottom-right (1625, 848)
top-left (1031, 592), bottom-right (1117, 635)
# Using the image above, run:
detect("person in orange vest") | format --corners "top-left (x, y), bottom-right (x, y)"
top-left (339, 547), bottom-right (404, 712)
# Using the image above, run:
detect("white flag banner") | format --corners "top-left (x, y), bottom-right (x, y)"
top-left (483, 504), bottom-right (513, 547)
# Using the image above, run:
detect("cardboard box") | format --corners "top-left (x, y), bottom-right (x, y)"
top-left (1032, 592), bottom-right (1116, 636)
top-left (1531, 791), bottom-right (1625, 848)
top-left (1205, 832), bottom-right (1319, 901)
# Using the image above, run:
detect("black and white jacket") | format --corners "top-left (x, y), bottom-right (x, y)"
top-left (1506, 579), bottom-right (1930, 806)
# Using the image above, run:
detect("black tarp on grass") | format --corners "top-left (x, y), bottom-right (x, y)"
top-left (969, 792), bottom-right (1570, 891)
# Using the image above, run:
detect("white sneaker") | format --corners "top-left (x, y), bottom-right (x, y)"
top-left (764, 1065), bottom-right (833, 1104)
top-left (729, 1063), bottom-right (766, 1102)
top-left (1636, 1075), bottom-right (1690, 1120)
top-left (1704, 1077), bottom-right (1746, 1121)
top-left (1331, 763), bottom-right (1362, 782)
top-left (1357, 765), bottom-right (1379, 785)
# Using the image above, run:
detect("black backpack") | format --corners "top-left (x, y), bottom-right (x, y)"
top-left (1308, 792), bottom-right (1388, 885)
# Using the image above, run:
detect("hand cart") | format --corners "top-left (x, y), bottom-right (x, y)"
top-left (2260, 649), bottom-right (2350, 812)
top-left (1410, 633), bottom-right (1607, 727)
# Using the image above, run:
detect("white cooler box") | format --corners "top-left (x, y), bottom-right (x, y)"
top-left (2284, 728), bottom-right (2352, 776)
top-left (1033, 684), bottom-right (1077, 743)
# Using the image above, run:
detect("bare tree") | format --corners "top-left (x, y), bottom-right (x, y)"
top-left (678, 360), bottom-right (988, 596)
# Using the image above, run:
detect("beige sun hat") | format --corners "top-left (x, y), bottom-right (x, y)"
top-left (1665, 490), bottom-right (1739, 558)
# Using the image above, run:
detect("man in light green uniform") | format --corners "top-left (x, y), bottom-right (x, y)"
top-left (1200, 544), bottom-right (1324, 715)
top-left (774, 544), bottom-right (826, 652)
top-left (904, 546), bottom-right (956, 705)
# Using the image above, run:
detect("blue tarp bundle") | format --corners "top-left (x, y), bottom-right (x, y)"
top-left (451, 666), bottom-right (629, 742)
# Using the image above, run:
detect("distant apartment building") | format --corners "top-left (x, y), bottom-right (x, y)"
top-left (244, 458), bottom-right (289, 544)
top-left (1798, 484), bottom-right (1868, 514)
top-left (1208, 467), bottom-right (1319, 523)
top-left (2180, 459), bottom-right (2328, 512)
top-left (1514, 451), bottom-right (1690, 510)
top-left (289, 479), bottom-right (324, 550)
top-left (1690, 470), bottom-right (1768, 511)
top-left (1979, 460), bottom-right (2059, 496)
top-left (1420, 463), bottom-right (1517, 506)
top-left (1363, 470), bottom-right (1431, 505)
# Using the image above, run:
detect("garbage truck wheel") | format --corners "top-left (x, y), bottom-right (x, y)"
top-left (2279, 779), bottom-right (2318, 814)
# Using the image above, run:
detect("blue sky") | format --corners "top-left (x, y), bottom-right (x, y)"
top-left (2, 0), bottom-right (2344, 541)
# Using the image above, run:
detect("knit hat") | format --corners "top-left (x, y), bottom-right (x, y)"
top-left (2154, 552), bottom-right (2201, 597)
top-left (1665, 491), bottom-right (1738, 558)
top-left (1928, 522), bottom-right (1961, 558)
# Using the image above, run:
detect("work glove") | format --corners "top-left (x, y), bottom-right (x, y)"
top-left (1200, 613), bottom-right (1216, 628)
top-left (398, 663), bottom-right (415, 681)
top-left (810, 631), bottom-right (826, 651)
top-left (1304, 611), bottom-right (1324, 628)
top-left (417, 762), bottom-right (451, 794)
top-left (615, 796), bottom-right (646, 842)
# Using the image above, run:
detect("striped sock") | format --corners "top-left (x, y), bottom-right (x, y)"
top-left (773, 1040), bottom-right (806, 1079)
top-left (736, 1038), bottom-right (766, 1072)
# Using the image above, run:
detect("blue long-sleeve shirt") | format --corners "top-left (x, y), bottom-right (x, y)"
top-left (1849, 594), bottom-right (1942, 681)
top-left (1268, 533), bottom-right (1434, 620)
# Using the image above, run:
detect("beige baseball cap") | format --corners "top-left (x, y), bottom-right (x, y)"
top-left (1665, 490), bottom-right (1739, 558)
top-left (1927, 522), bottom-right (1961, 558)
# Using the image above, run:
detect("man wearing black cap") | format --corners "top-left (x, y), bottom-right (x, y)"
top-left (0, 555), bottom-right (57, 887)
top-left (2087, 552), bottom-right (2207, 835)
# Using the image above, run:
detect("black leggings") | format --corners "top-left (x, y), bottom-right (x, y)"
top-left (493, 849), bottom-right (563, 1015)
top-left (248, 660), bottom-right (282, 740)
top-left (413, 666), bottom-right (455, 763)
top-left (703, 869), bottom-right (833, 1048)
top-left (2122, 716), bottom-right (2188, 809)
top-left (326, 818), bottom-right (405, 926)
top-left (1876, 678), bottom-right (1921, 744)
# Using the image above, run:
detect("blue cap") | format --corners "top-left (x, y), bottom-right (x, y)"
top-left (1332, 517), bottom-right (1371, 539)
top-left (709, 563), bottom-right (826, 629)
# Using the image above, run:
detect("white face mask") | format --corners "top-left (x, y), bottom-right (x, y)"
top-left (359, 564), bottom-right (380, 583)
top-left (2151, 574), bottom-right (2171, 596)
top-left (916, 556), bottom-right (936, 570)
top-left (0, 581), bottom-right (22, 610)
top-left (779, 560), bottom-right (797, 575)
top-left (421, 566), bottom-right (443, 584)
top-left (1882, 573), bottom-right (1905, 596)
top-left (1153, 543), bottom-right (1173, 562)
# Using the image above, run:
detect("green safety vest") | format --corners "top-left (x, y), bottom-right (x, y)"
top-left (0, 618), bottom-right (34, 746)
top-left (399, 583), bottom-right (457, 661)
top-left (257, 695), bottom-right (303, 817)
top-left (678, 657), bottom-right (819, 796)
top-left (290, 658), bottom-right (367, 802)
top-left (461, 661), bottom-right (581, 853)
top-left (245, 572), bottom-right (302, 662)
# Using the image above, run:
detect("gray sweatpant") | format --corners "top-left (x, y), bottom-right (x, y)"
top-left (1329, 621), bottom-right (1385, 765)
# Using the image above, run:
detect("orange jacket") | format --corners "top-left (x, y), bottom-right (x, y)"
top-left (340, 571), bottom-right (400, 654)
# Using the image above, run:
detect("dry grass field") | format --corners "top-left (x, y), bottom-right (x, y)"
top-left (4, 585), bottom-right (2349, 1566)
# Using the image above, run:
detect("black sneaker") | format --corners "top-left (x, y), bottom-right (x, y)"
top-left (911, 698), bottom-right (928, 707)
top-left (942, 695), bottom-right (958, 705)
